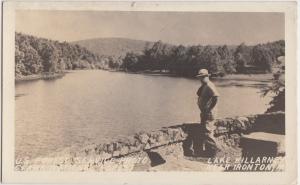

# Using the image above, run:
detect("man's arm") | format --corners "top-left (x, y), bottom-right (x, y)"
top-left (208, 96), bottom-right (218, 111)
top-left (205, 96), bottom-right (218, 113)
top-left (196, 86), bottom-right (202, 97)
top-left (206, 82), bottom-right (219, 112)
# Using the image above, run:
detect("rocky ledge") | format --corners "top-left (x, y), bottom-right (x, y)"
top-left (15, 111), bottom-right (285, 171)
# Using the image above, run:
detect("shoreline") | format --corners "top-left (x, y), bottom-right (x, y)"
top-left (15, 69), bottom-right (274, 83)
top-left (108, 69), bottom-right (274, 81)
top-left (211, 74), bottom-right (273, 82)
top-left (15, 72), bottom-right (66, 83)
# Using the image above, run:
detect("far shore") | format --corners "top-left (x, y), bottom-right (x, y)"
top-left (210, 74), bottom-right (273, 81)
top-left (107, 69), bottom-right (274, 82)
top-left (15, 69), bottom-right (274, 83)
top-left (15, 72), bottom-right (66, 83)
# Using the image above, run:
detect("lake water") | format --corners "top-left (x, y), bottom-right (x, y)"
top-left (15, 70), bottom-right (272, 160)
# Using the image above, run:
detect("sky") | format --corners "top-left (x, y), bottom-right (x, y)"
top-left (16, 10), bottom-right (284, 45)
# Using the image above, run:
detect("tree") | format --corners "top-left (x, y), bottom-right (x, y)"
top-left (40, 43), bottom-right (59, 72)
top-left (235, 53), bottom-right (247, 73)
top-left (265, 40), bottom-right (285, 59)
top-left (217, 45), bottom-right (230, 60)
top-left (141, 40), bottom-right (172, 71)
top-left (185, 45), bottom-right (205, 76)
top-left (208, 51), bottom-right (224, 75)
top-left (15, 32), bottom-right (105, 76)
top-left (169, 45), bottom-right (188, 75)
top-left (121, 52), bottom-right (140, 71)
top-left (223, 59), bottom-right (236, 74)
top-left (251, 45), bottom-right (275, 72)
top-left (56, 58), bottom-right (66, 72)
top-left (15, 45), bottom-right (25, 76)
top-left (108, 56), bottom-right (122, 69)
top-left (196, 46), bottom-right (223, 75)
top-left (23, 46), bottom-right (42, 74)
top-left (234, 43), bottom-right (252, 73)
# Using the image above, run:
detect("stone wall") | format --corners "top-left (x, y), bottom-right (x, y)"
top-left (83, 111), bottom-right (285, 161)
top-left (17, 111), bottom-right (284, 171)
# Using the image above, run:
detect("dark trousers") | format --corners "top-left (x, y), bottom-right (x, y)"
top-left (182, 112), bottom-right (216, 157)
top-left (201, 112), bottom-right (214, 125)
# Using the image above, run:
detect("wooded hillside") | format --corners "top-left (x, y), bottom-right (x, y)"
top-left (15, 32), bottom-right (285, 78)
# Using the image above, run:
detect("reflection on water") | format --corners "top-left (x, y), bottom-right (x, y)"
top-left (216, 81), bottom-right (271, 88)
top-left (15, 70), bottom-right (272, 160)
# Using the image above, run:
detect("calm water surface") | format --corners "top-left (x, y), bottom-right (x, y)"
top-left (15, 70), bottom-right (271, 160)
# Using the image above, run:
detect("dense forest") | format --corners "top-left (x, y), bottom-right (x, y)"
top-left (117, 40), bottom-right (285, 77)
top-left (15, 33), bottom-right (285, 78)
top-left (15, 32), bottom-right (108, 77)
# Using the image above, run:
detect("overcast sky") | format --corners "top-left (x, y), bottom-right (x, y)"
top-left (16, 10), bottom-right (284, 45)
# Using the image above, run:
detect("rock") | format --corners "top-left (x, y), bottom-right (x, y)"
top-left (136, 143), bottom-right (146, 151)
top-left (237, 117), bottom-right (250, 131)
top-left (106, 144), bottom-right (114, 154)
top-left (128, 145), bottom-right (139, 153)
top-left (127, 136), bottom-right (138, 146)
top-left (112, 142), bottom-right (119, 151)
top-left (215, 119), bottom-right (225, 127)
top-left (215, 126), bottom-right (228, 135)
top-left (148, 137), bottom-right (157, 147)
top-left (95, 144), bottom-right (105, 154)
top-left (179, 128), bottom-right (188, 139)
top-left (149, 131), bottom-right (158, 138)
top-left (240, 132), bottom-right (285, 157)
top-left (113, 150), bottom-right (120, 157)
top-left (248, 115), bottom-right (257, 125)
top-left (100, 152), bottom-right (112, 160)
top-left (227, 118), bottom-right (234, 126)
top-left (120, 145), bottom-right (130, 156)
top-left (136, 133), bottom-right (149, 144)
top-left (166, 128), bottom-right (180, 142)
top-left (173, 129), bottom-right (183, 141)
top-left (166, 128), bottom-right (174, 136)
top-left (231, 117), bottom-right (249, 133)
top-left (144, 142), bottom-right (151, 150)
top-left (156, 132), bottom-right (169, 145)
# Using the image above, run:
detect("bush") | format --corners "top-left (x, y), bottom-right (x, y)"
top-left (261, 70), bottom-right (285, 112)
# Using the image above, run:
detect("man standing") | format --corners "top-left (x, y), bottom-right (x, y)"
top-left (196, 69), bottom-right (220, 156)
top-left (196, 69), bottom-right (219, 130)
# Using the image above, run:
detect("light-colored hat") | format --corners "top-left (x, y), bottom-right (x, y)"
top-left (196, 69), bottom-right (210, 77)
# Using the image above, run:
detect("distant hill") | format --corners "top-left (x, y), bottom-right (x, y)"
top-left (73, 38), bottom-right (154, 58)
